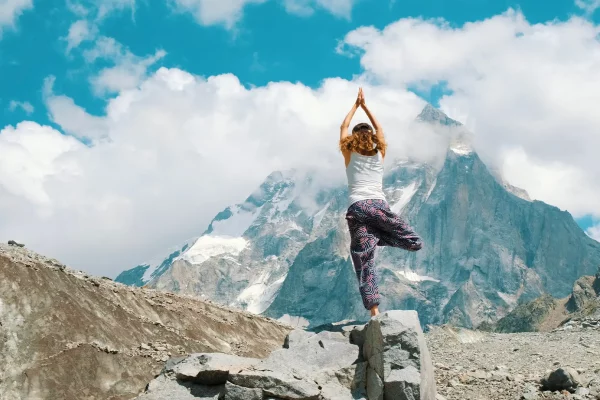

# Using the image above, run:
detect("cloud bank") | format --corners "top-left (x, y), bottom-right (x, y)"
top-left (2, 9), bottom-right (600, 277)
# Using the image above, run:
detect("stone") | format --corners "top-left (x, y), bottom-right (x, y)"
top-left (350, 361), bottom-right (368, 394)
top-left (367, 365), bottom-right (384, 400)
top-left (349, 325), bottom-right (367, 348)
top-left (319, 381), bottom-right (359, 400)
top-left (385, 366), bottom-right (421, 400)
top-left (363, 311), bottom-right (436, 400)
top-left (170, 353), bottom-right (259, 385)
top-left (229, 369), bottom-right (320, 399)
top-left (223, 381), bottom-right (262, 400)
top-left (136, 374), bottom-right (224, 400)
top-left (283, 329), bottom-right (315, 349)
top-left (469, 370), bottom-right (491, 380)
top-left (521, 384), bottom-right (539, 400)
top-left (542, 367), bottom-right (581, 392)
top-left (259, 330), bottom-right (360, 380)
top-left (575, 387), bottom-right (590, 396)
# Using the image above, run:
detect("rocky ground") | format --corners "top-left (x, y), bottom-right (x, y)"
top-left (427, 324), bottom-right (600, 400)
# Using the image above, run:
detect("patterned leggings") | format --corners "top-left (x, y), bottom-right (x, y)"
top-left (346, 199), bottom-right (423, 310)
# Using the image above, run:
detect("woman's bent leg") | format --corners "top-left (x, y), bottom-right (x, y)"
top-left (371, 201), bottom-right (422, 251)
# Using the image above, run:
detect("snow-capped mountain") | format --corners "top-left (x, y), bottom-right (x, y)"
top-left (116, 105), bottom-right (600, 328)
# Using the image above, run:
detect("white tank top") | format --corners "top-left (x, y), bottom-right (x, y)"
top-left (346, 151), bottom-right (387, 206)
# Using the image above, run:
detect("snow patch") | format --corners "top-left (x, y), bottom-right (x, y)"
top-left (211, 204), bottom-right (263, 237)
top-left (391, 182), bottom-right (418, 214)
top-left (312, 201), bottom-right (330, 231)
top-left (178, 236), bottom-right (248, 265)
top-left (278, 314), bottom-right (310, 329)
top-left (497, 291), bottom-right (517, 306)
top-left (237, 272), bottom-right (286, 314)
top-left (141, 237), bottom-right (197, 282)
top-left (450, 141), bottom-right (472, 156)
top-left (397, 269), bottom-right (440, 283)
top-left (276, 221), bottom-right (303, 235)
top-left (425, 178), bottom-right (437, 201)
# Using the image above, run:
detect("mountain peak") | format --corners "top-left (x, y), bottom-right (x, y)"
top-left (448, 134), bottom-right (473, 156)
top-left (416, 104), bottom-right (462, 127)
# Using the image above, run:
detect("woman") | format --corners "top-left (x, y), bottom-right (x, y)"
top-left (340, 88), bottom-right (423, 317)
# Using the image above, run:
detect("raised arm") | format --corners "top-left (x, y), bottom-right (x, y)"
top-left (360, 95), bottom-right (386, 158)
top-left (340, 88), bottom-right (362, 142)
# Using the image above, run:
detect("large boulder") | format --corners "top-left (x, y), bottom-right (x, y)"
top-left (363, 311), bottom-right (436, 400)
top-left (541, 367), bottom-right (581, 393)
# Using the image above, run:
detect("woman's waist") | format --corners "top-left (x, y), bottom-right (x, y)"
top-left (347, 182), bottom-right (385, 192)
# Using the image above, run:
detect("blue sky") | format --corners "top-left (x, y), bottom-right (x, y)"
top-left (1, 0), bottom-right (600, 273)
top-left (1, 0), bottom-right (592, 130)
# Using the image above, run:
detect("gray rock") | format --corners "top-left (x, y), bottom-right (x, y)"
top-left (319, 381), bottom-right (359, 400)
top-left (364, 311), bottom-right (436, 400)
top-left (259, 330), bottom-right (360, 380)
top-left (575, 387), bottom-right (590, 396)
top-left (350, 361), bottom-right (368, 394)
top-left (229, 369), bottom-right (320, 399)
top-left (283, 329), bottom-right (315, 349)
top-left (349, 324), bottom-right (367, 348)
top-left (224, 381), bottom-right (262, 400)
top-left (384, 366), bottom-right (420, 400)
top-left (542, 367), bottom-right (581, 392)
top-left (170, 353), bottom-right (259, 385)
top-left (136, 374), bottom-right (224, 400)
top-left (367, 366), bottom-right (384, 400)
top-left (521, 387), bottom-right (538, 400)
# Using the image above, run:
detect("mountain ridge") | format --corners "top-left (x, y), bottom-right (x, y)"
top-left (116, 105), bottom-right (600, 329)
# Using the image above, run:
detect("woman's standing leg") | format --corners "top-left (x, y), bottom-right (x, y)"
top-left (347, 202), bottom-right (381, 314)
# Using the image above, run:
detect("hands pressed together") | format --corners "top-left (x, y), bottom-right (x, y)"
top-left (355, 87), bottom-right (366, 108)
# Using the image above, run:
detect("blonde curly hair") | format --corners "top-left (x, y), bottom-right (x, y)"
top-left (339, 123), bottom-right (387, 155)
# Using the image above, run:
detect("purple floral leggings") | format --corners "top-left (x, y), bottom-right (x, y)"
top-left (346, 199), bottom-right (423, 310)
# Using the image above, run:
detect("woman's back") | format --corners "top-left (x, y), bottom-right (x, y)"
top-left (346, 151), bottom-right (386, 206)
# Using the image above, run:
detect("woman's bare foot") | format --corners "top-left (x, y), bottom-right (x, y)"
top-left (370, 305), bottom-right (380, 317)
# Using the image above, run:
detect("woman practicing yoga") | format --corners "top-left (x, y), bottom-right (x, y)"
top-left (340, 88), bottom-right (423, 317)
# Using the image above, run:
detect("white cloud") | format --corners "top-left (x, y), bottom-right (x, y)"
top-left (8, 100), bottom-right (34, 114)
top-left (83, 36), bottom-right (167, 96)
top-left (341, 9), bottom-right (600, 219)
top-left (170, 0), bottom-right (267, 28)
top-left (97, 0), bottom-right (135, 20)
top-left (576, 0), bottom-right (600, 15)
top-left (0, 0), bottom-right (33, 35)
top-left (4, 9), bottom-right (600, 277)
top-left (65, 19), bottom-right (97, 53)
top-left (0, 122), bottom-right (84, 207)
top-left (283, 0), bottom-right (358, 18)
top-left (171, 0), bottom-right (358, 27)
top-left (0, 68), bottom-right (425, 276)
top-left (587, 224), bottom-right (600, 242)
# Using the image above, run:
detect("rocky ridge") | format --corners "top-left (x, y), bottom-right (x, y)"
top-left (0, 243), bottom-right (291, 400)
top-left (492, 267), bottom-right (600, 333)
